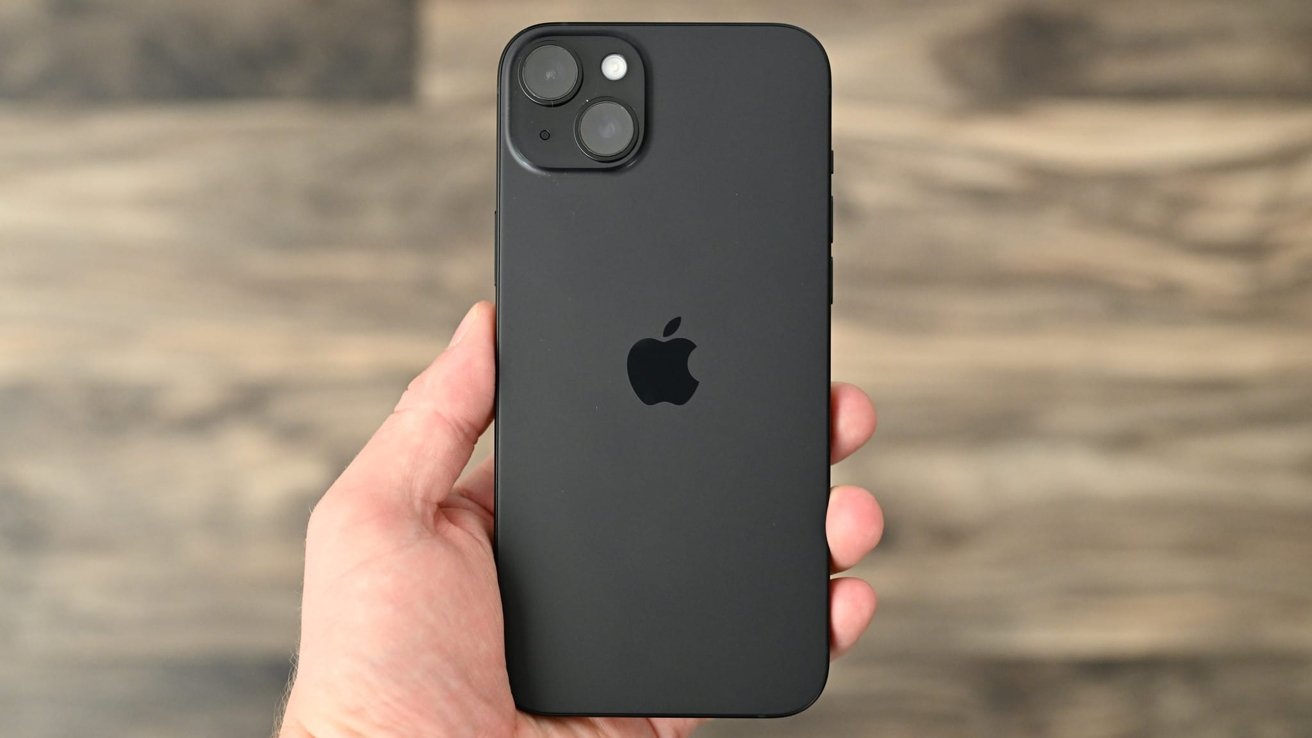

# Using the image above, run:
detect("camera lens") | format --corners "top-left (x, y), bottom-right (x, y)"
top-left (576, 100), bottom-right (636, 160)
top-left (520, 45), bottom-right (580, 104)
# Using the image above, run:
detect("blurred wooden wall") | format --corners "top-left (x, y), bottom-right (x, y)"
top-left (1, 1), bottom-right (1310, 736)
top-left (0, 0), bottom-right (417, 100)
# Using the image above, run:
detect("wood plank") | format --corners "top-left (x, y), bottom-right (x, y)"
top-left (0, 0), bottom-right (418, 100)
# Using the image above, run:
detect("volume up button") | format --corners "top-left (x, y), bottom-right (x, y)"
top-left (828, 196), bottom-right (834, 244)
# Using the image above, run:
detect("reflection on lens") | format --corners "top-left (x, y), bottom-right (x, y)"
top-left (521, 45), bottom-right (580, 103)
top-left (576, 100), bottom-right (636, 160)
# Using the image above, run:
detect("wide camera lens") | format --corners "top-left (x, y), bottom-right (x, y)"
top-left (520, 45), bottom-right (580, 103)
top-left (576, 100), bottom-right (636, 160)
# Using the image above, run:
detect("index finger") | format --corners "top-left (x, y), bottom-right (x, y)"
top-left (831, 382), bottom-right (877, 464)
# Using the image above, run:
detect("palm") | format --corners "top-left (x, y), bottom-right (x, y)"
top-left (281, 303), bottom-right (880, 738)
top-left (298, 457), bottom-right (702, 738)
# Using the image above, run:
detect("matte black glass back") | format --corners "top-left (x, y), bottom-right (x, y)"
top-left (496, 23), bottom-right (832, 718)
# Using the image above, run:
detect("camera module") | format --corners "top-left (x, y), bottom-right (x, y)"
top-left (507, 35), bottom-right (644, 169)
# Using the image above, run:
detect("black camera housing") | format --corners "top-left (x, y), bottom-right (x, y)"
top-left (504, 34), bottom-right (646, 170)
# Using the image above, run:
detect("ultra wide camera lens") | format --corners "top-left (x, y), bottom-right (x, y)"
top-left (520, 45), bottom-right (580, 104)
top-left (576, 100), bottom-right (636, 160)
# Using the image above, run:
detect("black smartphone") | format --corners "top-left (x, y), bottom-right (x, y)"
top-left (495, 23), bottom-right (832, 718)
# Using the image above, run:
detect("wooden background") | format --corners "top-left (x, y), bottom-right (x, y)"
top-left (2, 1), bottom-right (1310, 736)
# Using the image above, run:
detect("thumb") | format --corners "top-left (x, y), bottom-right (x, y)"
top-left (324, 301), bottom-right (496, 523)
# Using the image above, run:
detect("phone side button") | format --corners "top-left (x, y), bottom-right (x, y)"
top-left (829, 256), bottom-right (834, 305)
top-left (828, 196), bottom-right (834, 244)
top-left (493, 209), bottom-right (498, 287)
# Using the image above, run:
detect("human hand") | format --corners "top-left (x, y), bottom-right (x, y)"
top-left (278, 301), bottom-right (883, 738)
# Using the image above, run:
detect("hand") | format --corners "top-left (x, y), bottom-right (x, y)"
top-left (278, 302), bottom-right (883, 738)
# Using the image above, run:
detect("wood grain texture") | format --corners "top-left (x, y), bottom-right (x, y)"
top-left (0, 0), bottom-right (418, 100)
top-left (2, 0), bottom-right (1311, 736)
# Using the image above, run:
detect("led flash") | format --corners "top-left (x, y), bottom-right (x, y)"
top-left (601, 54), bottom-right (628, 81)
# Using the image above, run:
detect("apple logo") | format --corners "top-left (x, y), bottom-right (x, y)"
top-left (626, 316), bottom-right (699, 406)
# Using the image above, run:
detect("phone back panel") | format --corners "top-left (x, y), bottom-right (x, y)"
top-left (495, 23), bottom-right (831, 717)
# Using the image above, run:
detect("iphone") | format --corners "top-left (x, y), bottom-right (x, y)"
top-left (495, 23), bottom-right (833, 717)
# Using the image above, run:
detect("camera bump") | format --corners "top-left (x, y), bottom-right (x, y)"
top-left (505, 34), bottom-right (645, 170)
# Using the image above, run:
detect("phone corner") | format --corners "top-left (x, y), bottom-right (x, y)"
top-left (756, 655), bottom-right (830, 718)
top-left (498, 22), bottom-right (563, 76)
top-left (761, 23), bottom-right (832, 87)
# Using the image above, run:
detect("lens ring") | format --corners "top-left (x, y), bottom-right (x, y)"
top-left (576, 99), bottom-right (637, 161)
top-left (520, 44), bottom-right (580, 104)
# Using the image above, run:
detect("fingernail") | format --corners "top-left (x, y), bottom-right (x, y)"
top-left (448, 304), bottom-right (478, 348)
